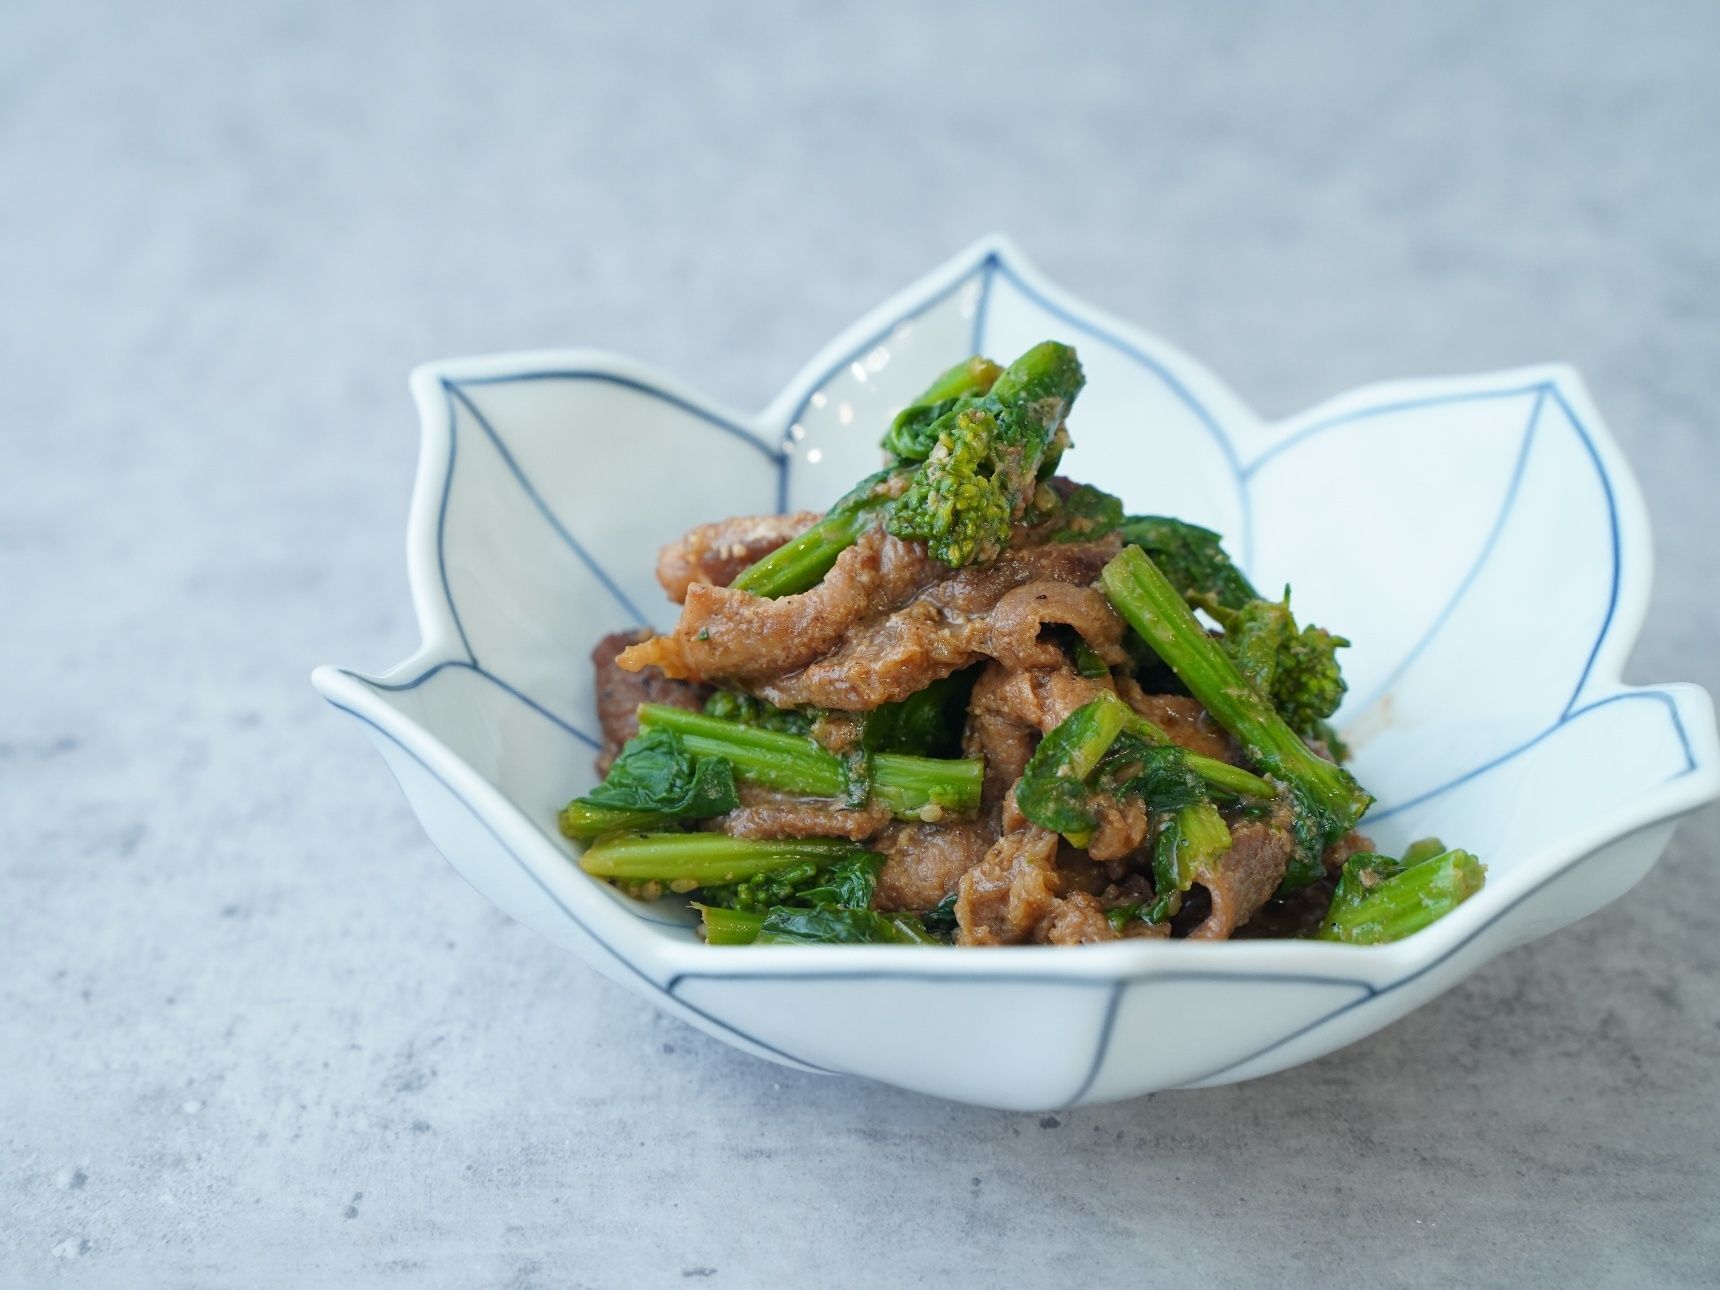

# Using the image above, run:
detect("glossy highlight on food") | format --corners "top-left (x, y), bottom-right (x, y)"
top-left (562, 342), bottom-right (1485, 946)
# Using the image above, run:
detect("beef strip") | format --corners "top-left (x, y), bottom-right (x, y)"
top-left (984, 582), bottom-right (1128, 672)
top-left (1185, 813), bottom-right (1296, 940)
top-left (1084, 793), bottom-right (1151, 863)
top-left (716, 783), bottom-right (892, 842)
top-left (952, 824), bottom-right (1170, 946)
top-left (755, 535), bottom-right (1124, 710)
top-left (1035, 891), bottom-right (1119, 945)
top-left (963, 662), bottom-right (1109, 826)
top-left (655, 511), bottom-right (822, 603)
top-left (618, 525), bottom-right (937, 683)
top-left (591, 628), bottom-right (711, 774)
top-left (955, 826), bottom-right (1064, 946)
top-left (873, 820), bottom-right (994, 911)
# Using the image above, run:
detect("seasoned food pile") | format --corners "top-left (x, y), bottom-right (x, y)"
top-left (563, 342), bottom-right (1484, 946)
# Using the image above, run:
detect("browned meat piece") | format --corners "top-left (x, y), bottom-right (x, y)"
top-left (1084, 793), bottom-right (1150, 863)
top-left (1114, 677), bottom-right (1243, 764)
top-left (1185, 816), bottom-right (1296, 940)
top-left (985, 582), bottom-right (1128, 672)
top-left (964, 661), bottom-right (1110, 824)
top-left (619, 526), bottom-right (937, 683)
top-left (756, 535), bottom-right (1123, 710)
top-left (1322, 828), bottom-right (1376, 877)
top-left (873, 820), bottom-right (994, 911)
top-left (966, 660), bottom-right (1108, 737)
top-left (1035, 891), bottom-right (1119, 945)
top-left (963, 702), bottom-right (1036, 824)
top-left (591, 629), bottom-right (711, 774)
top-left (809, 711), bottom-right (867, 755)
top-left (954, 825), bottom-right (1168, 945)
top-left (716, 784), bottom-right (892, 842)
top-left (655, 511), bottom-right (822, 603)
top-left (955, 826), bottom-right (1063, 946)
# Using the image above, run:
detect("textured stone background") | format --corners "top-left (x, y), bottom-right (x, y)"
top-left (4, 2), bottom-right (1718, 1285)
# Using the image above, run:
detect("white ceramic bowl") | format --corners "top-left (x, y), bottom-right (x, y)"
top-left (313, 236), bottom-right (1719, 1110)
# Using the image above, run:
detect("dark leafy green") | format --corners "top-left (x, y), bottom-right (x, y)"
top-left (860, 668), bottom-right (979, 759)
top-left (703, 690), bottom-right (813, 734)
top-left (1044, 483), bottom-right (1124, 544)
top-left (754, 906), bottom-right (937, 945)
top-left (1118, 515), bottom-right (1259, 610)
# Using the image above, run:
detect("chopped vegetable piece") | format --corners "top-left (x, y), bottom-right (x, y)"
top-left (1318, 847), bottom-right (1486, 944)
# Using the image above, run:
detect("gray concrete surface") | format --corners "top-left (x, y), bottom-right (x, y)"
top-left (4, 2), bottom-right (1718, 1285)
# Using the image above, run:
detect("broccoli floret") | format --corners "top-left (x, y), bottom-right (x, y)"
top-left (1119, 515), bottom-right (1352, 753)
top-left (881, 356), bottom-right (1002, 463)
top-left (887, 342), bottom-right (1086, 567)
top-left (729, 341), bottom-right (1087, 590)
top-left (886, 406), bottom-right (1016, 566)
top-left (1191, 591), bottom-right (1350, 746)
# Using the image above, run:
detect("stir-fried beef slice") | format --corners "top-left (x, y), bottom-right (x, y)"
top-left (963, 702), bottom-right (1036, 823)
top-left (1036, 891), bottom-right (1119, 945)
top-left (1084, 793), bottom-right (1151, 863)
top-left (1185, 816), bottom-right (1295, 940)
top-left (620, 525), bottom-right (936, 683)
top-left (756, 535), bottom-right (1122, 710)
top-left (967, 659), bottom-right (1108, 736)
top-left (985, 582), bottom-right (1128, 672)
top-left (953, 824), bottom-right (1166, 945)
top-left (656, 511), bottom-right (822, 603)
top-left (715, 783), bottom-right (893, 842)
top-left (964, 661), bottom-right (1109, 821)
top-left (873, 819), bottom-right (994, 912)
top-left (1321, 828), bottom-right (1376, 877)
top-left (591, 629), bottom-right (711, 774)
top-left (955, 826), bottom-right (1063, 945)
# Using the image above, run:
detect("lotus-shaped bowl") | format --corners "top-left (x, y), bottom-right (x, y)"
top-left (312, 237), bottom-right (1718, 1110)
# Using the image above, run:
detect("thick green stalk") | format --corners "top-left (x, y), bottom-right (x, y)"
top-left (695, 905), bottom-right (767, 945)
top-left (636, 703), bottom-right (983, 819)
top-left (1113, 703), bottom-right (1276, 800)
top-left (882, 356), bottom-right (1004, 460)
top-left (1101, 547), bottom-right (1371, 833)
top-left (560, 802), bottom-right (673, 841)
top-left (1318, 848), bottom-right (1485, 944)
top-left (580, 833), bottom-right (864, 885)
top-left (728, 503), bottom-right (882, 599)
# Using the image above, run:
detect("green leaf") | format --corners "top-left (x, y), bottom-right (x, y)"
top-left (1044, 483), bottom-right (1124, 544)
top-left (754, 906), bottom-right (937, 945)
top-left (859, 668), bottom-right (978, 759)
top-left (569, 728), bottom-right (739, 826)
top-left (797, 853), bottom-right (885, 909)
